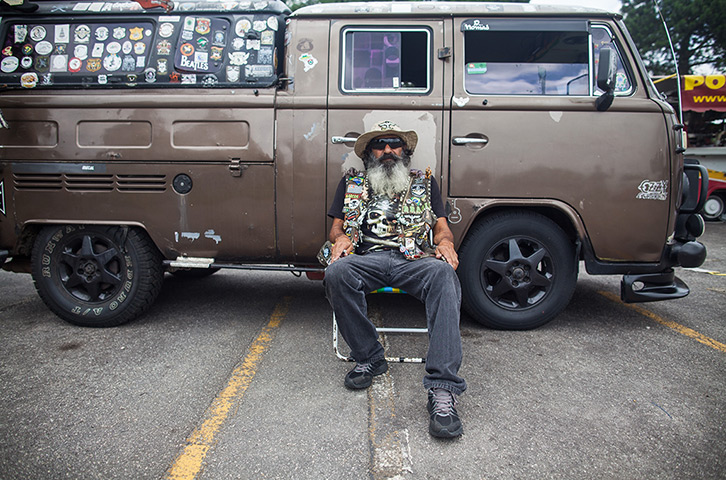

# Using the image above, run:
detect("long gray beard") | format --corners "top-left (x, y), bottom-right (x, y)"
top-left (368, 160), bottom-right (410, 198)
top-left (366, 151), bottom-right (411, 198)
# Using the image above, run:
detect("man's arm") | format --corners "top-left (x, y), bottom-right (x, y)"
top-left (328, 218), bottom-right (353, 264)
top-left (433, 217), bottom-right (459, 270)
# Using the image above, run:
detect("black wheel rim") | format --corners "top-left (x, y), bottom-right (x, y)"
top-left (480, 236), bottom-right (554, 310)
top-left (58, 233), bottom-right (125, 303)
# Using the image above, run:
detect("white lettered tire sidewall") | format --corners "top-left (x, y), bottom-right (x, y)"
top-left (31, 225), bottom-right (163, 327)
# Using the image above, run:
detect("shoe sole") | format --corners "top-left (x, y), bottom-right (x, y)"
top-left (429, 423), bottom-right (463, 438)
top-left (344, 362), bottom-right (388, 389)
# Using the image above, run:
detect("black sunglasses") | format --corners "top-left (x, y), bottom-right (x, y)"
top-left (369, 137), bottom-right (404, 150)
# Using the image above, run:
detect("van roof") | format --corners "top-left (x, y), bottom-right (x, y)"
top-left (292, 1), bottom-right (617, 18)
top-left (0, 0), bottom-right (291, 15)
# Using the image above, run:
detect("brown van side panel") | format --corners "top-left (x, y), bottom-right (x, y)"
top-left (275, 18), bottom-right (331, 263)
top-left (0, 90), bottom-right (277, 260)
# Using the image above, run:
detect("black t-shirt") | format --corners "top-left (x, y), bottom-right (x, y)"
top-left (328, 175), bottom-right (446, 253)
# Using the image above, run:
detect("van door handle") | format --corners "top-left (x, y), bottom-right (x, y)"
top-left (452, 137), bottom-right (488, 146)
top-left (331, 136), bottom-right (359, 144)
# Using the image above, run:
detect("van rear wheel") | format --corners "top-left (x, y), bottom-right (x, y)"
top-left (31, 225), bottom-right (163, 327)
top-left (458, 212), bottom-right (577, 330)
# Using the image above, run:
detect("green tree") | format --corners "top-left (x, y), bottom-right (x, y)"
top-left (621, 0), bottom-right (726, 75)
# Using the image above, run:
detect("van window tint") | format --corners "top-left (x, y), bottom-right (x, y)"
top-left (342, 29), bottom-right (429, 93)
top-left (592, 26), bottom-right (633, 95)
top-left (464, 30), bottom-right (589, 96)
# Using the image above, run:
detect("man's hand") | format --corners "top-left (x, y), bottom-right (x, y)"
top-left (328, 218), bottom-right (354, 264)
top-left (433, 218), bottom-right (459, 270)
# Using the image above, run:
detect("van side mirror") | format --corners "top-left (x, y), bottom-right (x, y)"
top-left (596, 47), bottom-right (617, 111)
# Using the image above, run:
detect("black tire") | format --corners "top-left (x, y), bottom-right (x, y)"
top-left (31, 225), bottom-right (164, 327)
top-left (458, 211), bottom-right (577, 330)
top-left (169, 267), bottom-right (221, 278)
top-left (702, 194), bottom-right (725, 221)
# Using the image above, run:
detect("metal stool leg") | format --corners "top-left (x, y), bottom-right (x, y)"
top-left (332, 309), bottom-right (427, 364)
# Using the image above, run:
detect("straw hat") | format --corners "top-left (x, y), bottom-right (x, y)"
top-left (353, 120), bottom-right (418, 159)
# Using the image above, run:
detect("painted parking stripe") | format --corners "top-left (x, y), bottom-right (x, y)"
top-left (599, 291), bottom-right (726, 353)
top-left (685, 267), bottom-right (726, 276)
top-left (164, 297), bottom-right (291, 480)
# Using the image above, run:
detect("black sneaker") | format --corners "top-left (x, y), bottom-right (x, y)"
top-left (427, 388), bottom-right (463, 438)
top-left (344, 358), bottom-right (388, 389)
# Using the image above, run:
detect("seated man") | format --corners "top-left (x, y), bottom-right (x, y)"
top-left (324, 120), bottom-right (467, 438)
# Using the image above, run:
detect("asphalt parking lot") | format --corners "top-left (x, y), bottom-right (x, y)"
top-left (0, 222), bottom-right (724, 480)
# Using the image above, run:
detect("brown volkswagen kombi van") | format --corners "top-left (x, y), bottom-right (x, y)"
top-left (0, 0), bottom-right (707, 329)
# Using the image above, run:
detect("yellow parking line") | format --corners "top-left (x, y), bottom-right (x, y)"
top-left (685, 267), bottom-right (726, 276)
top-left (598, 291), bottom-right (726, 353)
top-left (164, 297), bottom-right (291, 480)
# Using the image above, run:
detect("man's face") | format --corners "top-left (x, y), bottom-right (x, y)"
top-left (369, 135), bottom-right (405, 165)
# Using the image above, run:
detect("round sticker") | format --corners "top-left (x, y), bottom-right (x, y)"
top-left (1, 56), bottom-right (19, 73)
top-left (122, 41), bottom-right (133, 55)
top-left (21, 72), bottom-right (38, 88)
top-left (180, 43), bottom-right (194, 56)
top-left (253, 20), bottom-right (266, 32)
top-left (95, 26), bottom-right (109, 41)
top-left (103, 54), bottom-right (121, 72)
top-left (68, 57), bottom-right (82, 72)
top-left (22, 44), bottom-right (33, 55)
top-left (35, 40), bottom-right (53, 55)
top-left (74, 44), bottom-right (88, 60)
top-left (235, 19), bottom-right (251, 36)
top-left (29, 25), bottom-right (47, 42)
top-left (106, 41), bottom-right (121, 54)
top-left (21, 56), bottom-right (33, 69)
top-left (159, 22), bottom-right (174, 38)
top-left (74, 25), bottom-right (91, 43)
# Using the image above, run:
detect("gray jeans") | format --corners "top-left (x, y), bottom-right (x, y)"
top-left (324, 250), bottom-right (467, 395)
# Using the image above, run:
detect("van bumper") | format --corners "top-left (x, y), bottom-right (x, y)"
top-left (620, 239), bottom-right (706, 303)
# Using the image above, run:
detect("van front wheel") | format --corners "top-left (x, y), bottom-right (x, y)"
top-left (31, 225), bottom-right (164, 327)
top-left (458, 212), bottom-right (577, 330)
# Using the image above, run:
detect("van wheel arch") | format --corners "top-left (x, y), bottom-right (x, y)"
top-left (457, 209), bottom-right (578, 330)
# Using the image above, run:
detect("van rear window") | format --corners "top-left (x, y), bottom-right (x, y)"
top-left (464, 29), bottom-right (590, 96)
top-left (0, 13), bottom-right (284, 89)
top-left (341, 28), bottom-right (430, 94)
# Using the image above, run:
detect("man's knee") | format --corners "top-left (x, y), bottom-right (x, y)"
top-left (324, 258), bottom-right (350, 285)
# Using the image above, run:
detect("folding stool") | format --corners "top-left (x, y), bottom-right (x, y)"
top-left (332, 287), bottom-right (428, 363)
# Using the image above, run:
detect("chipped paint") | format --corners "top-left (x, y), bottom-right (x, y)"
top-left (0, 179), bottom-right (5, 216)
top-left (549, 111), bottom-right (563, 122)
top-left (342, 111), bottom-right (439, 175)
top-left (453, 96), bottom-right (470, 107)
top-left (303, 122), bottom-right (321, 141)
top-left (177, 232), bottom-right (200, 242)
top-left (204, 229), bottom-right (222, 244)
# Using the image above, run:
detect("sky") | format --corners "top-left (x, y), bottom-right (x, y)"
top-left (529, 0), bottom-right (622, 14)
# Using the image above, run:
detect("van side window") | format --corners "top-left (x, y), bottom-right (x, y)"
top-left (592, 25), bottom-right (633, 95)
top-left (462, 21), bottom-right (589, 96)
top-left (341, 28), bottom-right (430, 93)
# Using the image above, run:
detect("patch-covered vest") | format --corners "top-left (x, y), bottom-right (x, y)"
top-left (341, 168), bottom-right (437, 260)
